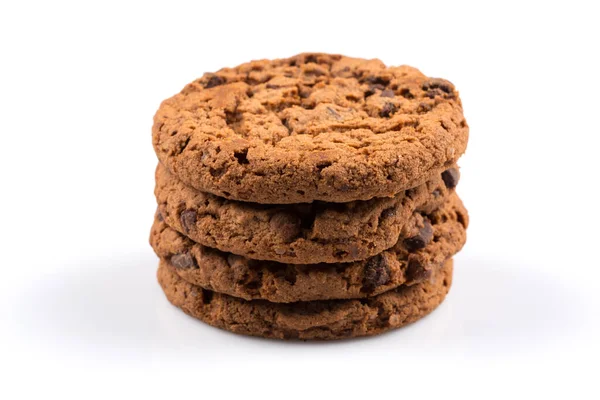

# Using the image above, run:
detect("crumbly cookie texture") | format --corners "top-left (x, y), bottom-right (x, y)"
top-left (150, 193), bottom-right (467, 302)
top-left (155, 163), bottom-right (459, 264)
top-left (153, 53), bottom-right (468, 204)
top-left (157, 258), bottom-right (453, 340)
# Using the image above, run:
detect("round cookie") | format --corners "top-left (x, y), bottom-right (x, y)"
top-left (152, 53), bottom-right (468, 204)
top-left (157, 258), bottom-right (453, 340)
top-left (155, 163), bottom-right (459, 264)
top-left (150, 193), bottom-right (468, 302)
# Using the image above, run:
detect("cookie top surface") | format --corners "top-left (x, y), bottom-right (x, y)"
top-left (150, 193), bottom-right (467, 302)
top-left (153, 53), bottom-right (468, 203)
top-left (155, 163), bottom-right (458, 264)
top-left (157, 258), bottom-right (453, 340)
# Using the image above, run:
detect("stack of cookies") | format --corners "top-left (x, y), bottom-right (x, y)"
top-left (150, 53), bottom-right (469, 340)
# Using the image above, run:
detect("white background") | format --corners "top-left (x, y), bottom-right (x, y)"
top-left (1, 1), bottom-right (599, 398)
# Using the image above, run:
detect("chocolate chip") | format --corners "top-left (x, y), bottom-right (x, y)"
top-left (403, 220), bottom-right (434, 251)
top-left (180, 209), bottom-right (197, 233)
top-left (441, 168), bottom-right (460, 189)
top-left (269, 212), bottom-right (302, 242)
top-left (304, 54), bottom-right (318, 64)
top-left (364, 84), bottom-right (385, 97)
top-left (380, 102), bottom-right (397, 118)
top-left (432, 189), bottom-right (441, 198)
top-left (171, 253), bottom-right (197, 269)
top-left (225, 110), bottom-right (242, 125)
top-left (405, 256), bottom-right (431, 282)
top-left (422, 78), bottom-right (453, 94)
top-left (400, 88), bottom-right (414, 99)
top-left (417, 102), bottom-right (432, 113)
top-left (380, 89), bottom-right (395, 98)
top-left (363, 255), bottom-right (391, 292)
top-left (156, 209), bottom-right (164, 222)
top-left (203, 74), bottom-right (225, 89)
top-left (365, 76), bottom-right (389, 86)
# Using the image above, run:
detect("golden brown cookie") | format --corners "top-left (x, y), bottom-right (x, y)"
top-left (155, 163), bottom-right (459, 264)
top-left (157, 258), bottom-right (453, 340)
top-left (152, 53), bottom-right (468, 204)
top-left (151, 193), bottom-right (467, 302)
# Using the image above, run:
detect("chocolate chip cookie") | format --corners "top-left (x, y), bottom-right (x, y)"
top-left (155, 163), bottom-right (459, 264)
top-left (152, 53), bottom-right (468, 204)
top-left (150, 193), bottom-right (467, 302)
top-left (157, 257), bottom-right (453, 340)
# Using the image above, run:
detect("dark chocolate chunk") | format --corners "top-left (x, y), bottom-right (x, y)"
top-left (422, 78), bottom-right (456, 99)
top-left (417, 102), bottom-right (433, 113)
top-left (426, 89), bottom-right (441, 99)
top-left (441, 168), bottom-right (460, 189)
top-left (203, 74), bottom-right (225, 89)
top-left (363, 255), bottom-right (391, 292)
top-left (364, 76), bottom-right (389, 86)
top-left (405, 256), bottom-right (432, 282)
top-left (180, 209), bottom-right (197, 233)
top-left (400, 88), bottom-right (414, 99)
top-left (171, 253), bottom-right (197, 269)
top-left (304, 54), bottom-right (318, 64)
top-left (364, 84), bottom-right (385, 97)
top-left (380, 102), bottom-right (397, 118)
top-left (422, 78), bottom-right (453, 94)
top-left (403, 220), bottom-right (434, 251)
